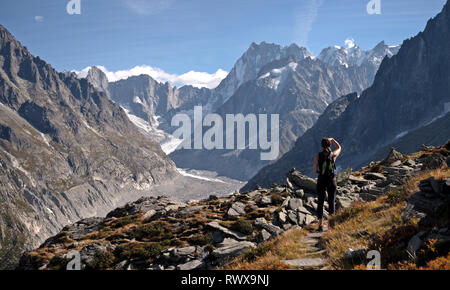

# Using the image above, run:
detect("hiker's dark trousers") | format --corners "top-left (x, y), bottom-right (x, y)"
top-left (316, 175), bottom-right (337, 220)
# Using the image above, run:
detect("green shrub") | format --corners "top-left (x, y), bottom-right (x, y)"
top-left (231, 219), bottom-right (253, 235)
top-left (132, 222), bottom-right (173, 241)
top-left (114, 242), bottom-right (165, 261)
top-left (112, 216), bottom-right (135, 228)
top-left (386, 188), bottom-right (405, 205)
top-left (88, 250), bottom-right (115, 270)
top-left (188, 232), bottom-right (212, 246)
top-left (240, 243), bottom-right (272, 262)
top-left (271, 194), bottom-right (283, 205)
top-left (220, 201), bottom-right (231, 209)
top-left (48, 255), bottom-right (71, 270)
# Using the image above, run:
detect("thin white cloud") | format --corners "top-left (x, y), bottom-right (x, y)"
top-left (34, 16), bottom-right (44, 22)
top-left (123, 0), bottom-right (174, 15)
top-left (344, 38), bottom-right (356, 49)
top-left (294, 0), bottom-right (324, 47)
top-left (74, 65), bottom-right (228, 89)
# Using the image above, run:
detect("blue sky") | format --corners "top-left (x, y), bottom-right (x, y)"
top-left (0, 0), bottom-right (447, 87)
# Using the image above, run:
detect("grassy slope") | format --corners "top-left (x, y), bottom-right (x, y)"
top-left (227, 146), bottom-right (450, 270)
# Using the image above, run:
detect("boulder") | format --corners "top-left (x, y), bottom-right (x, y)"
top-left (344, 248), bottom-right (367, 260)
top-left (281, 258), bottom-right (326, 268)
top-left (247, 190), bottom-right (260, 198)
top-left (281, 197), bottom-right (291, 209)
top-left (336, 196), bottom-right (353, 209)
top-left (286, 177), bottom-right (294, 190)
top-left (218, 238), bottom-right (241, 247)
top-left (297, 206), bottom-right (312, 216)
top-left (364, 172), bottom-right (387, 181)
top-left (114, 260), bottom-right (129, 270)
top-left (288, 198), bottom-right (303, 211)
top-left (305, 197), bottom-right (318, 211)
top-left (212, 241), bottom-right (256, 258)
top-left (79, 242), bottom-right (109, 266)
top-left (287, 169), bottom-right (317, 193)
top-left (407, 232), bottom-right (425, 254)
top-left (336, 168), bottom-right (352, 186)
top-left (348, 175), bottom-right (370, 185)
top-left (173, 246), bottom-right (196, 256)
top-left (419, 178), bottom-right (437, 193)
top-left (271, 186), bottom-right (285, 193)
top-left (390, 160), bottom-right (402, 167)
top-left (257, 229), bottom-right (272, 243)
top-left (402, 187), bottom-right (447, 226)
top-left (207, 221), bottom-right (247, 240)
top-left (304, 215), bottom-right (315, 225)
top-left (227, 202), bottom-right (246, 216)
top-left (381, 148), bottom-right (403, 165)
top-left (293, 189), bottom-right (305, 198)
top-left (260, 196), bottom-right (272, 205)
top-left (178, 206), bottom-right (205, 216)
top-left (405, 159), bottom-right (416, 167)
top-left (253, 218), bottom-right (283, 236)
top-left (419, 153), bottom-right (446, 170)
top-left (59, 217), bottom-right (105, 241)
top-left (143, 209), bottom-right (157, 220)
top-left (430, 178), bottom-right (444, 194)
top-left (277, 211), bottom-right (287, 224)
top-left (176, 260), bottom-right (204, 270)
top-left (287, 211), bottom-right (298, 225)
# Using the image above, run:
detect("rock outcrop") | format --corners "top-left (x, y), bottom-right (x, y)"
top-left (19, 141), bottom-right (449, 270)
top-left (0, 25), bottom-right (179, 268)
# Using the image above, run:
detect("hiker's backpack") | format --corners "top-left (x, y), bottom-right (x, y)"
top-left (318, 151), bottom-right (336, 177)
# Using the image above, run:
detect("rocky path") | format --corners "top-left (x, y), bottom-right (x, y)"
top-left (281, 230), bottom-right (329, 270)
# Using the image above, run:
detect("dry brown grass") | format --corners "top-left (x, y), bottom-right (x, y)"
top-left (323, 198), bottom-right (406, 269)
top-left (223, 229), bottom-right (308, 270)
top-left (402, 166), bottom-right (449, 198)
top-left (323, 166), bottom-right (450, 269)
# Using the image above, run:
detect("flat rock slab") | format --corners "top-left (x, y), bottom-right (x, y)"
top-left (307, 232), bottom-right (324, 238)
top-left (281, 258), bottom-right (326, 268)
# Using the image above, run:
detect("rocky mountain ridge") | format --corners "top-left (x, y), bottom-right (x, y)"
top-left (82, 40), bottom-right (400, 180)
top-left (167, 41), bottom-right (399, 180)
top-left (17, 141), bottom-right (449, 270)
top-left (244, 1), bottom-right (450, 190)
top-left (0, 24), bottom-right (181, 269)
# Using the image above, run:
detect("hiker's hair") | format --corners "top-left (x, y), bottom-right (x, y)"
top-left (321, 138), bottom-right (331, 153)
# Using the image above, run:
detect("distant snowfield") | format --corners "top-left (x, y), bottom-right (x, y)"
top-left (258, 62), bottom-right (298, 91)
top-left (161, 137), bottom-right (184, 155)
top-left (123, 107), bottom-right (244, 194)
top-left (177, 168), bottom-right (226, 183)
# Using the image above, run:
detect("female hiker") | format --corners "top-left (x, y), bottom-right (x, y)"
top-left (313, 137), bottom-right (341, 231)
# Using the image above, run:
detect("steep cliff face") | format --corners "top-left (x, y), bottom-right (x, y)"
top-left (0, 25), bottom-right (179, 268)
top-left (106, 75), bottom-right (214, 132)
top-left (243, 1), bottom-right (450, 190)
top-left (169, 55), bottom-right (378, 180)
top-left (83, 40), bottom-right (398, 181)
top-left (169, 41), bottom-right (395, 180)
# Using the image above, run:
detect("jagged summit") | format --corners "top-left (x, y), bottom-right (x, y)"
top-left (244, 1), bottom-right (450, 190)
top-left (318, 41), bottom-right (400, 68)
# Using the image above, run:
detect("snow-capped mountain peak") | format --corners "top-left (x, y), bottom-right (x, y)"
top-left (318, 41), bottom-right (400, 68)
top-left (214, 42), bottom-right (312, 103)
